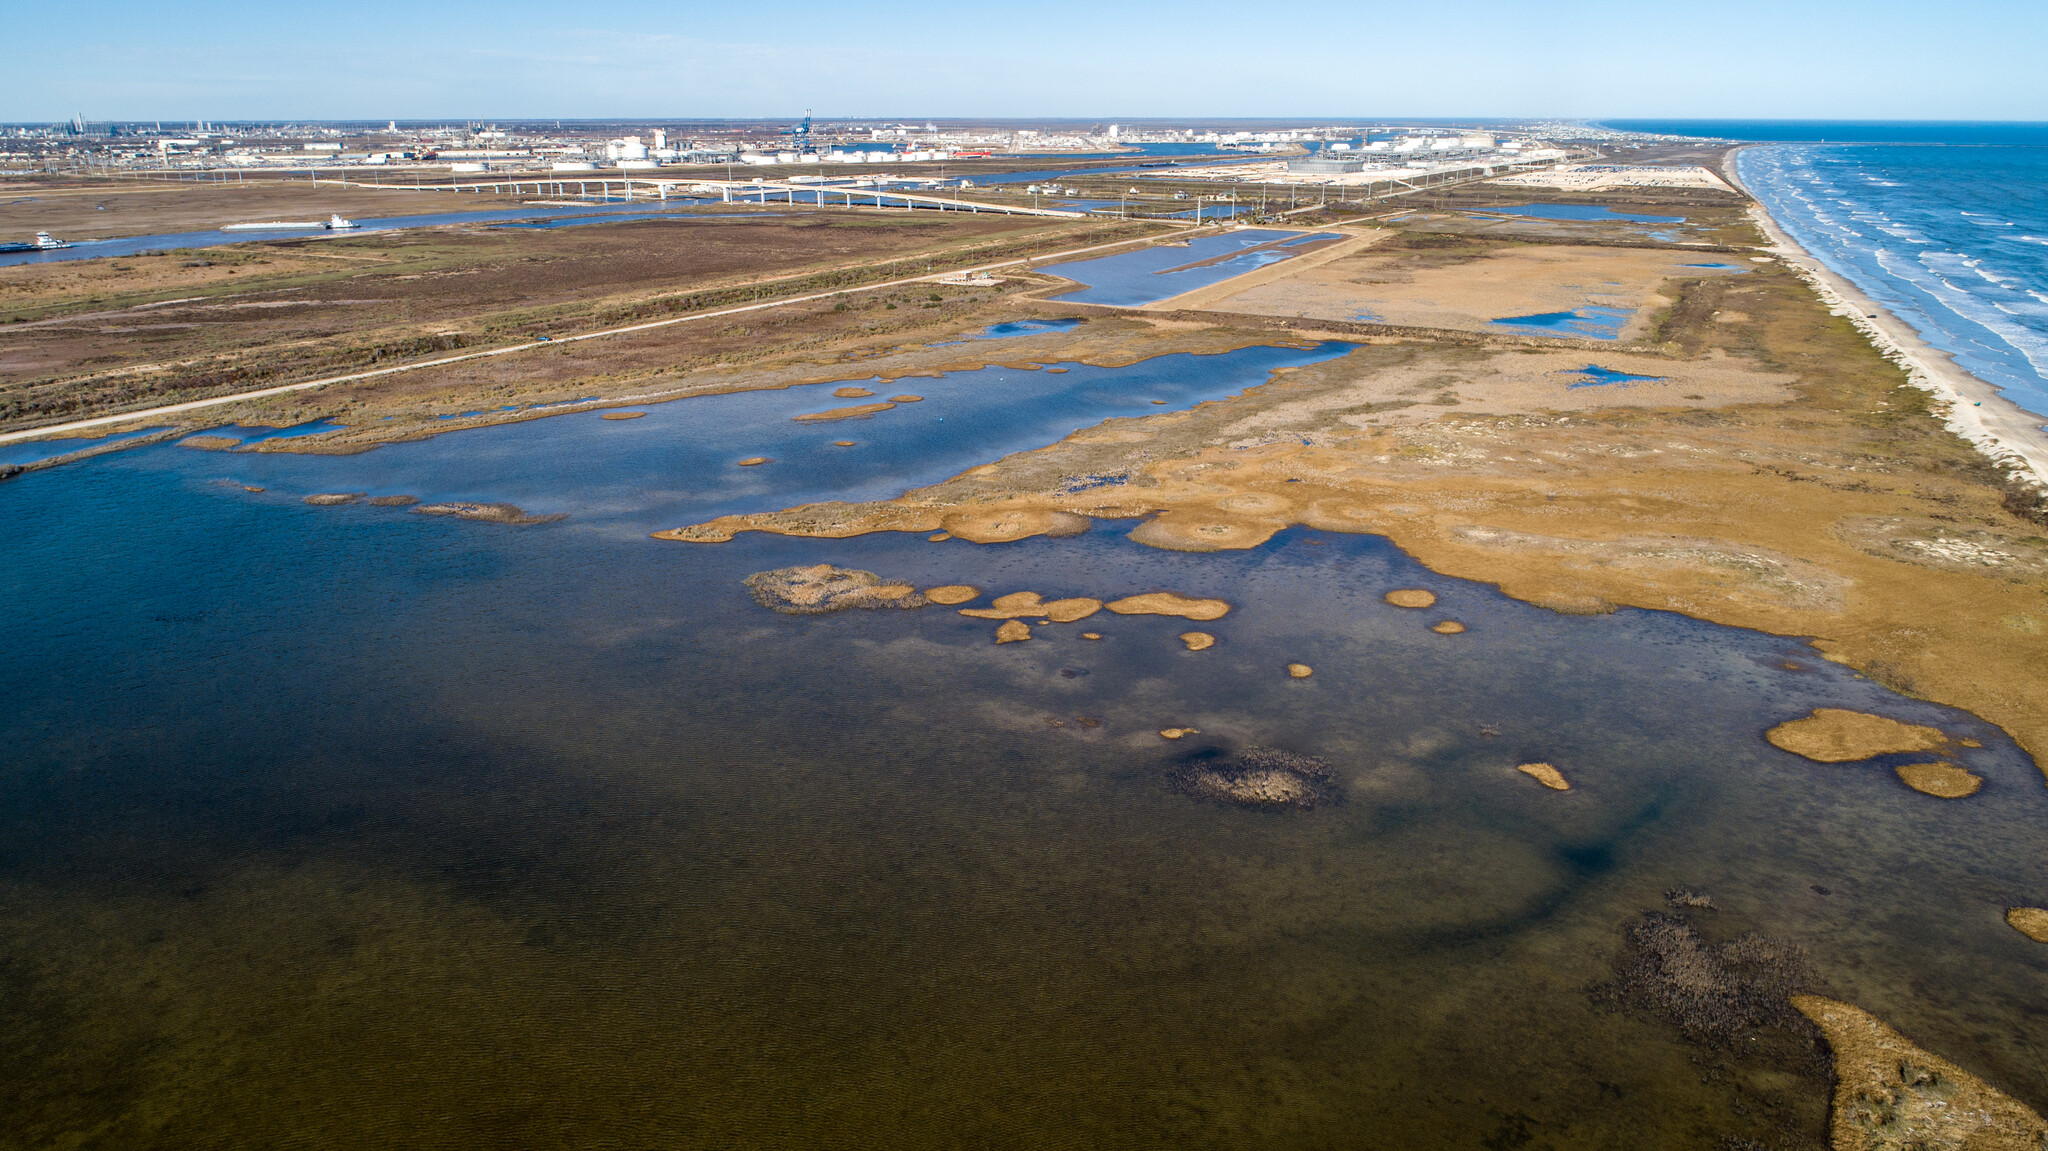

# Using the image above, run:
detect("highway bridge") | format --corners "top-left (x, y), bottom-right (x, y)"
top-left (358, 176), bottom-right (1087, 218)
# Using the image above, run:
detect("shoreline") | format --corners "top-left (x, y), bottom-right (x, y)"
top-left (1723, 144), bottom-right (2048, 490)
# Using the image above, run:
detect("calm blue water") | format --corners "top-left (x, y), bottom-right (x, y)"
top-left (194, 418), bottom-right (349, 443)
top-left (1482, 203), bottom-right (1685, 224)
top-left (1491, 306), bottom-right (1633, 340)
top-left (1563, 364), bottom-right (1666, 388)
top-left (923, 317), bottom-right (1085, 347)
top-left (978, 318), bottom-right (1084, 339)
top-left (145, 341), bottom-right (1352, 537)
top-left (1736, 143), bottom-right (2048, 421)
top-left (0, 199), bottom-right (751, 267)
top-left (0, 426), bottom-right (169, 466)
top-left (1043, 229), bottom-right (1334, 306)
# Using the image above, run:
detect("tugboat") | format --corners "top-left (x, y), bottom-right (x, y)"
top-left (0, 231), bottom-right (72, 253)
top-left (326, 214), bottom-right (358, 230)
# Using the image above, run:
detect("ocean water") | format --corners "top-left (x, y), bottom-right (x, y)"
top-left (1597, 122), bottom-right (2048, 424)
top-left (1734, 143), bottom-right (2048, 422)
top-left (1602, 120), bottom-right (2048, 146)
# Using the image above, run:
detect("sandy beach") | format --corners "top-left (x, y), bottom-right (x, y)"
top-left (1725, 147), bottom-right (2048, 490)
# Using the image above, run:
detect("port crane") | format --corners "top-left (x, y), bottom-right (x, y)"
top-left (782, 110), bottom-right (813, 153)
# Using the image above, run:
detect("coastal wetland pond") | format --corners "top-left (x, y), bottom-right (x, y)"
top-left (4, 338), bottom-right (2047, 1148)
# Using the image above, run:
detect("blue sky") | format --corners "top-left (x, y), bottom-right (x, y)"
top-left (9, 0), bottom-right (2046, 122)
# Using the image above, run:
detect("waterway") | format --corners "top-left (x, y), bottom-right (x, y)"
top-left (146, 340), bottom-right (1354, 537)
top-left (1041, 229), bottom-right (1338, 307)
top-left (4, 337), bottom-right (2045, 1147)
top-left (0, 198), bottom-right (748, 268)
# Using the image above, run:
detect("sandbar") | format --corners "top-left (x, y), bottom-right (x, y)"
top-left (889, 395), bottom-right (924, 402)
top-left (832, 386), bottom-right (876, 398)
top-left (942, 508), bottom-right (1090, 543)
top-left (926, 532), bottom-right (950, 540)
top-left (1766, 708), bottom-right (1948, 762)
top-left (303, 492), bottom-right (364, 506)
top-left (960, 592), bottom-right (1102, 622)
top-left (834, 440), bottom-right (857, 447)
top-left (1385, 589), bottom-right (1437, 609)
top-left (366, 495), bottom-right (420, 507)
top-left (736, 457), bottom-right (770, 466)
top-left (995, 620), bottom-right (1031, 643)
top-left (2007, 907), bottom-right (2048, 943)
top-left (1287, 663), bottom-right (1313, 678)
top-left (1159, 728), bottom-right (1197, 740)
top-left (1180, 631), bottom-right (1215, 651)
top-left (1894, 762), bottom-right (1982, 798)
top-left (1129, 513), bottom-right (1292, 552)
top-left (1517, 762), bottom-right (1571, 790)
top-left (1431, 620), bottom-right (1467, 634)
top-left (1791, 994), bottom-right (2047, 1149)
top-left (923, 585), bottom-right (980, 605)
top-left (599, 411), bottom-right (646, 420)
top-left (1081, 632), bottom-right (1102, 640)
top-left (795, 403), bottom-right (896, 422)
top-left (1105, 593), bottom-right (1231, 621)
top-left (179, 435), bottom-right (243, 451)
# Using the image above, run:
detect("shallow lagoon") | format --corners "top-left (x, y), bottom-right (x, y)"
top-left (0, 425), bottom-right (170, 465)
top-left (1041, 229), bottom-right (1336, 306)
top-left (3, 338), bottom-right (2046, 1148)
top-left (152, 339), bottom-right (1352, 537)
top-left (1481, 203), bottom-right (1687, 224)
top-left (0, 198), bottom-right (749, 267)
top-left (1563, 364), bottom-right (1667, 388)
top-left (1491, 305), bottom-right (1634, 340)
